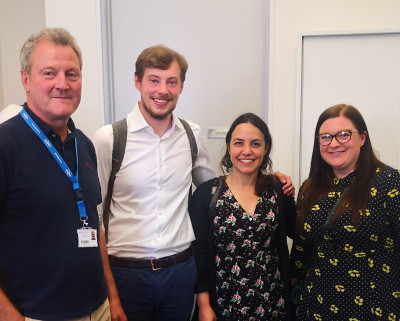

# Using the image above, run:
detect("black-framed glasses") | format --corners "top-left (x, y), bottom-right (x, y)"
top-left (317, 130), bottom-right (359, 146)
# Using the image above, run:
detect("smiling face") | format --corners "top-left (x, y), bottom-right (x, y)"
top-left (319, 116), bottom-right (366, 178)
top-left (135, 59), bottom-right (183, 121)
top-left (20, 39), bottom-right (82, 127)
top-left (229, 122), bottom-right (268, 177)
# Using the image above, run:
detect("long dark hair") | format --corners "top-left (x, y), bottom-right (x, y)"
top-left (297, 104), bottom-right (385, 232)
top-left (220, 113), bottom-right (275, 194)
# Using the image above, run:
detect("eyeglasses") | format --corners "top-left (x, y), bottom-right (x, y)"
top-left (317, 130), bottom-right (359, 146)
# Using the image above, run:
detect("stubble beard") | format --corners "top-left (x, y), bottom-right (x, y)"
top-left (141, 99), bottom-right (176, 120)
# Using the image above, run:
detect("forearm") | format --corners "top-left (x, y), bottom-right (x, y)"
top-left (0, 288), bottom-right (24, 321)
top-left (197, 291), bottom-right (211, 307)
top-left (99, 228), bottom-right (127, 321)
top-left (99, 228), bottom-right (121, 303)
top-left (197, 292), bottom-right (216, 321)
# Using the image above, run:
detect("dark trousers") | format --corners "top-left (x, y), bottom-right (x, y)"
top-left (111, 256), bottom-right (197, 321)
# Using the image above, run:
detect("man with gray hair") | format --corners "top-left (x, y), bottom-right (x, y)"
top-left (0, 28), bottom-right (125, 321)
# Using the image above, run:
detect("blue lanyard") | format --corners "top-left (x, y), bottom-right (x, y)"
top-left (20, 108), bottom-right (88, 222)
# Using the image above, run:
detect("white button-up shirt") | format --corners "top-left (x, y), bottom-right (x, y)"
top-left (94, 103), bottom-right (215, 258)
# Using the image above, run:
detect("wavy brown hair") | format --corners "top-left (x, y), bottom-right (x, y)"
top-left (297, 104), bottom-right (385, 233)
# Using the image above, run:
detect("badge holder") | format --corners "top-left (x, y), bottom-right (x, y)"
top-left (76, 189), bottom-right (98, 248)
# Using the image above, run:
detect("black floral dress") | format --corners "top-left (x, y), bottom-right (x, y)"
top-left (290, 167), bottom-right (400, 321)
top-left (212, 181), bottom-right (286, 320)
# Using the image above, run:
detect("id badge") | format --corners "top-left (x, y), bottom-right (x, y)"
top-left (77, 228), bottom-right (98, 248)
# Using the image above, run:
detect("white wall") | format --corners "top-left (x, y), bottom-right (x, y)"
top-left (0, 0), bottom-right (104, 140)
top-left (0, 0), bottom-right (45, 110)
top-left (269, 0), bottom-right (400, 188)
top-left (45, 0), bottom-right (105, 139)
top-left (107, 0), bottom-right (269, 172)
top-left (299, 33), bottom-right (400, 184)
top-left (2, 1), bottom-right (400, 189)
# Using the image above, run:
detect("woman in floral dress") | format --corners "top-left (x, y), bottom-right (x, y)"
top-left (189, 113), bottom-right (296, 321)
top-left (290, 104), bottom-right (400, 320)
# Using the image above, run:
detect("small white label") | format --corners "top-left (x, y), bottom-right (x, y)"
top-left (208, 128), bottom-right (229, 139)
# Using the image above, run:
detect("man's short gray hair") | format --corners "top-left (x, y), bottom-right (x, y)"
top-left (20, 27), bottom-right (82, 74)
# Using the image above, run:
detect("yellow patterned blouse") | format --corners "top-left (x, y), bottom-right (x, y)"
top-left (290, 167), bottom-right (400, 321)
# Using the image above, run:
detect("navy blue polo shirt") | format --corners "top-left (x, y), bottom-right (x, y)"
top-left (0, 104), bottom-right (107, 320)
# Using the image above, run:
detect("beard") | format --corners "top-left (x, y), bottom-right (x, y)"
top-left (140, 99), bottom-right (177, 120)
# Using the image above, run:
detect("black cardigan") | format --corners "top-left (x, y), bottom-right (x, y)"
top-left (189, 177), bottom-right (296, 321)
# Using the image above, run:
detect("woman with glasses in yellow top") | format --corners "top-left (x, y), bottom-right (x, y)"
top-left (290, 104), bottom-right (400, 320)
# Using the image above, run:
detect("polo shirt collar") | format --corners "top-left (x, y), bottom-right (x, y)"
top-left (22, 102), bottom-right (77, 139)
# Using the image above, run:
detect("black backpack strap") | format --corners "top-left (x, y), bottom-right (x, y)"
top-left (103, 118), bottom-right (128, 243)
top-left (179, 118), bottom-right (198, 196)
top-left (209, 176), bottom-right (225, 217)
top-left (179, 118), bottom-right (198, 168)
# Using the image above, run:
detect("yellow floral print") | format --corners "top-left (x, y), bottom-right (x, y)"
top-left (387, 189), bottom-right (399, 198)
top-left (290, 168), bottom-right (400, 320)
top-left (344, 225), bottom-right (356, 232)
top-left (335, 285), bottom-right (345, 292)
top-left (312, 204), bottom-right (320, 211)
top-left (392, 291), bottom-right (400, 298)
top-left (330, 305), bottom-right (339, 313)
top-left (354, 296), bottom-right (363, 306)
top-left (359, 209), bottom-right (370, 217)
top-left (386, 237), bottom-right (394, 246)
top-left (382, 264), bottom-right (391, 273)
top-left (348, 270), bottom-right (360, 277)
top-left (295, 245), bottom-right (304, 252)
top-left (370, 234), bottom-right (378, 241)
top-left (371, 307), bottom-right (382, 317)
top-left (344, 244), bottom-right (353, 252)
